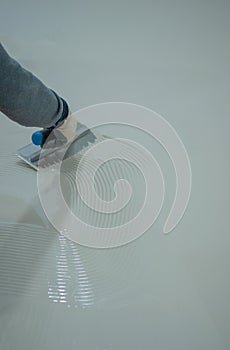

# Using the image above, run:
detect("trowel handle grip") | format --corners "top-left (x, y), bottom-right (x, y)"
top-left (31, 129), bottom-right (51, 146)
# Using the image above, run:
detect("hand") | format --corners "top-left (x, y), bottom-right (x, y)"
top-left (37, 112), bottom-right (77, 167)
top-left (42, 112), bottom-right (77, 148)
top-left (37, 115), bottom-right (96, 168)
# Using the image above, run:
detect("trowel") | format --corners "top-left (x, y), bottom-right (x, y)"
top-left (17, 123), bottom-right (97, 170)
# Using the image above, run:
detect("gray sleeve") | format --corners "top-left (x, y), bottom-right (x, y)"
top-left (0, 43), bottom-right (66, 128)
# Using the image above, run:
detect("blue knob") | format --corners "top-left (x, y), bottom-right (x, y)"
top-left (31, 131), bottom-right (43, 146)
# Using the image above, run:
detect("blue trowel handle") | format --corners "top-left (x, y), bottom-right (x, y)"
top-left (31, 129), bottom-right (52, 146)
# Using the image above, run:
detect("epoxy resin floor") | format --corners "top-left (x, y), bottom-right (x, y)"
top-left (1, 1), bottom-right (230, 349)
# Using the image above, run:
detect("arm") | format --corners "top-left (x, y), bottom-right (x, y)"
top-left (0, 43), bottom-right (68, 128)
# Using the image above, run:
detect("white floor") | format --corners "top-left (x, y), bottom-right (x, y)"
top-left (0, 1), bottom-right (230, 349)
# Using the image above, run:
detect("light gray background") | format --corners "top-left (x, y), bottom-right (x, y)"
top-left (0, 0), bottom-right (230, 349)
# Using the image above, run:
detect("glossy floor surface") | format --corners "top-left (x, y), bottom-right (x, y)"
top-left (0, 1), bottom-right (230, 349)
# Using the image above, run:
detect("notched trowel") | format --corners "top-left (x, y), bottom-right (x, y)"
top-left (17, 123), bottom-right (98, 170)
